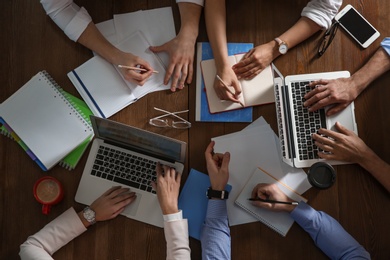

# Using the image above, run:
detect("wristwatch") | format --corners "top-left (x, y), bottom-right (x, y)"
top-left (274, 38), bottom-right (288, 54)
top-left (206, 187), bottom-right (229, 200)
top-left (83, 206), bottom-right (96, 225)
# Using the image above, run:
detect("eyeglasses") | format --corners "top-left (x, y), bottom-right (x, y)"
top-left (318, 22), bottom-right (339, 57)
top-left (149, 107), bottom-right (191, 129)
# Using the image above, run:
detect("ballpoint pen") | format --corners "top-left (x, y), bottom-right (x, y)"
top-left (118, 65), bottom-right (159, 74)
top-left (248, 197), bottom-right (299, 205)
top-left (216, 75), bottom-right (244, 107)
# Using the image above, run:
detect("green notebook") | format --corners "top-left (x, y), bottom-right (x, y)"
top-left (0, 91), bottom-right (93, 170)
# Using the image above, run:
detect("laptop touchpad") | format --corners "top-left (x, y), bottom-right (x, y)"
top-left (122, 193), bottom-right (142, 216)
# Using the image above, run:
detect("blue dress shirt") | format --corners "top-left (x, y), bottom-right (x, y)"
top-left (201, 200), bottom-right (231, 260)
top-left (381, 37), bottom-right (390, 56)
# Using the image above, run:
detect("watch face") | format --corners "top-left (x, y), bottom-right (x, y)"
top-left (84, 207), bottom-right (95, 221)
top-left (279, 44), bottom-right (288, 54)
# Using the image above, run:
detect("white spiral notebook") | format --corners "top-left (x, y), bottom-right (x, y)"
top-left (0, 71), bottom-right (93, 170)
top-left (235, 167), bottom-right (307, 236)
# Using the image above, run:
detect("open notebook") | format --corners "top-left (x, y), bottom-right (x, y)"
top-left (200, 54), bottom-right (274, 113)
top-left (68, 30), bottom-right (168, 118)
top-left (0, 71), bottom-right (93, 171)
top-left (235, 167), bottom-right (307, 236)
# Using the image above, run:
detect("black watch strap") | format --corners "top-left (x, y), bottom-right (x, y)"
top-left (206, 187), bottom-right (229, 200)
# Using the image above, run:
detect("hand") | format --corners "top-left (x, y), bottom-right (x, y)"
top-left (90, 186), bottom-right (137, 222)
top-left (149, 34), bottom-right (195, 92)
top-left (312, 122), bottom-right (372, 163)
top-left (251, 183), bottom-right (296, 212)
top-left (152, 163), bottom-right (181, 215)
top-left (113, 51), bottom-right (154, 86)
top-left (214, 67), bottom-right (242, 103)
top-left (232, 41), bottom-right (278, 80)
top-left (205, 141), bottom-right (230, 191)
top-left (304, 78), bottom-right (358, 116)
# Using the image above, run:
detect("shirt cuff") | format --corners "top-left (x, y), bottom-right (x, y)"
top-left (176, 0), bottom-right (204, 6)
top-left (206, 199), bottom-right (228, 219)
top-left (289, 201), bottom-right (317, 226)
top-left (381, 37), bottom-right (390, 57)
top-left (163, 210), bottom-right (183, 222)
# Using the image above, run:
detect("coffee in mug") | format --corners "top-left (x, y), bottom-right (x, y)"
top-left (33, 176), bottom-right (64, 214)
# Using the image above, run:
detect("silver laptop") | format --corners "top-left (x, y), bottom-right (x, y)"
top-left (272, 64), bottom-right (358, 168)
top-left (75, 116), bottom-right (186, 227)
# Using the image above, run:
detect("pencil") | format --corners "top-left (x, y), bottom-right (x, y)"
top-left (117, 65), bottom-right (159, 74)
top-left (216, 75), bottom-right (244, 107)
top-left (248, 198), bottom-right (299, 205)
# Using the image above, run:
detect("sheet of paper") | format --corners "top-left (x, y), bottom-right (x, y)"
top-left (114, 7), bottom-right (176, 68)
top-left (95, 19), bottom-right (117, 46)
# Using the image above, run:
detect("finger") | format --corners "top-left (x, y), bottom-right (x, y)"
top-left (170, 66), bottom-right (182, 91)
top-left (149, 44), bottom-right (165, 53)
top-left (304, 85), bottom-right (329, 103)
top-left (317, 151), bottom-right (335, 160)
top-left (175, 171), bottom-right (182, 183)
top-left (334, 121), bottom-right (352, 136)
top-left (151, 181), bottom-right (157, 191)
top-left (220, 152), bottom-right (230, 172)
top-left (156, 162), bottom-right (164, 177)
top-left (177, 65), bottom-right (188, 89)
top-left (308, 79), bottom-right (329, 88)
top-left (103, 186), bottom-right (121, 196)
top-left (108, 187), bottom-right (131, 199)
top-left (241, 67), bottom-right (262, 80)
top-left (312, 133), bottom-right (335, 145)
top-left (317, 128), bottom-right (342, 140)
top-left (306, 95), bottom-right (334, 112)
top-left (251, 184), bottom-right (261, 199)
top-left (314, 141), bottom-right (333, 152)
top-left (326, 104), bottom-right (348, 116)
top-left (187, 63), bottom-right (194, 84)
top-left (242, 49), bottom-right (255, 59)
top-left (205, 141), bottom-right (215, 161)
top-left (165, 63), bottom-right (175, 87)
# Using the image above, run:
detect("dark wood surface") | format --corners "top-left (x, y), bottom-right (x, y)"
top-left (1, 0), bottom-right (389, 259)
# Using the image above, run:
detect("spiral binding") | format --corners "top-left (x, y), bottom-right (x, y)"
top-left (40, 71), bottom-right (93, 132)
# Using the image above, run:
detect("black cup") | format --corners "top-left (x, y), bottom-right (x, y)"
top-left (307, 162), bottom-right (336, 189)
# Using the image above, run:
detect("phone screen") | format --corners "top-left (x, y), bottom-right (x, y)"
top-left (338, 8), bottom-right (376, 45)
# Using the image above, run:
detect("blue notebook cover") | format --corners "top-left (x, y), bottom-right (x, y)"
top-left (178, 168), bottom-right (232, 240)
top-left (196, 42), bottom-right (253, 122)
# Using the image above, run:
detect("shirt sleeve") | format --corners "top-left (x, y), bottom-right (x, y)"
top-left (40, 0), bottom-right (92, 41)
top-left (381, 37), bottom-right (390, 56)
top-left (301, 0), bottom-right (342, 30)
top-left (176, 0), bottom-right (204, 6)
top-left (201, 199), bottom-right (231, 260)
top-left (290, 202), bottom-right (370, 259)
top-left (163, 218), bottom-right (191, 260)
top-left (19, 207), bottom-right (87, 260)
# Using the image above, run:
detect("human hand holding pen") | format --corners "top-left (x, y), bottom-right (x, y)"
top-left (251, 183), bottom-right (297, 212)
top-left (213, 68), bottom-right (242, 104)
top-left (114, 52), bottom-right (154, 86)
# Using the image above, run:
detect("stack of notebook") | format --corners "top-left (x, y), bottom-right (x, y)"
top-left (0, 71), bottom-right (94, 171)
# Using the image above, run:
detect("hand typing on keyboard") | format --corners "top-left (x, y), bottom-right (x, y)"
top-left (152, 163), bottom-right (181, 215)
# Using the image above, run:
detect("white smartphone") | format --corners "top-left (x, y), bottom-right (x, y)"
top-left (334, 4), bottom-right (380, 48)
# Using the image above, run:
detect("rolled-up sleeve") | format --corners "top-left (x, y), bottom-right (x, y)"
top-left (40, 0), bottom-right (92, 41)
top-left (301, 0), bottom-right (342, 30)
top-left (176, 0), bottom-right (204, 7)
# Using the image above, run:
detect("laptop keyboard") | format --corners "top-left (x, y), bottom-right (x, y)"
top-left (275, 86), bottom-right (287, 157)
top-left (91, 145), bottom-right (158, 194)
top-left (292, 81), bottom-right (326, 160)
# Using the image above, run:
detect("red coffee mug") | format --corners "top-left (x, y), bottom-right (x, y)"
top-left (33, 176), bottom-right (64, 215)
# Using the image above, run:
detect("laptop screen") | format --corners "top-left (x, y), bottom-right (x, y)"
top-left (92, 116), bottom-right (185, 163)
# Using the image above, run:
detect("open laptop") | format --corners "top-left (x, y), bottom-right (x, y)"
top-left (272, 64), bottom-right (358, 168)
top-left (75, 116), bottom-right (186, 227)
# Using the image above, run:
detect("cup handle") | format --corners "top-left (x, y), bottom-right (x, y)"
top-left (42, 204), bottom-right (51, 215)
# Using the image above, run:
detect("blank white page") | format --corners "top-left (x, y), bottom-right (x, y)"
top-left (0, 72), bottom-right (93, 169)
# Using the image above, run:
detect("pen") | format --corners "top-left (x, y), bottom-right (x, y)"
top-left (216, 75), bottom-right (244, 107)
top-left (118, 65), bottom-right (159, 74)
top-left (248, 197), bottom-right (299, 205)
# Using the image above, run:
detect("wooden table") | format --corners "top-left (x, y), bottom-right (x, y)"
top-left (1, 0), bottom-right (389, 259)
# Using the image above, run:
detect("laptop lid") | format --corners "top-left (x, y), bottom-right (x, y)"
top-left (75, 116), bottom-right (187, 227)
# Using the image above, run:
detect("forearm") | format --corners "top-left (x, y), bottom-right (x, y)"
top-left (290, 202), bottom-right (370, 259)
top-left (20, 208), bottom-right (87, 260)
top-left (77, 22), bottom-right (123, 65)
top-left (278, 17), bottom-right (321, 50)
top-left (359, 149), bottom-right (390, 193)
top-left (177, 3), bottom-right (202, 45)
top-left (201, 200), bottom-right (231, 259)
top-left (349, 47), bottom-right (390, 96)
top-left (205, 0), bottom-right (229, 70)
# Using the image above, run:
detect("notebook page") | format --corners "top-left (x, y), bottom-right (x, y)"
top-left (233, 54), bottom-right (275, 106)
top-left (200, 57), bottom-right (245, 113)
top-left (235, 167), bottom-right (307, 236)
top-left (0, 72), bottom-right (93, 169)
